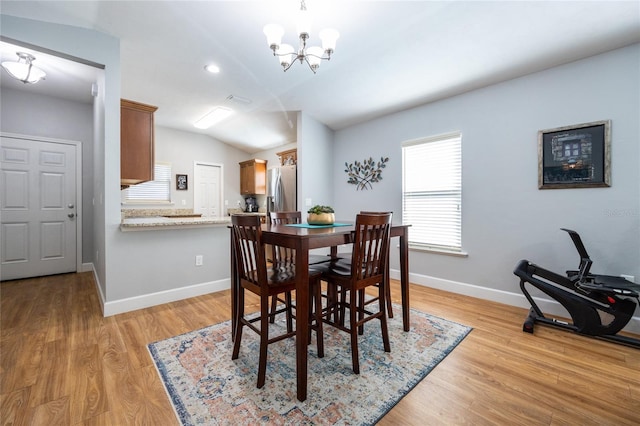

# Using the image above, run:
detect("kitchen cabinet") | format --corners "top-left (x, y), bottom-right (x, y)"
top-left (276, 148), bottom-right (297, 165)
top-left (239, 159), bottom-right (267, 195)
top-left (121, 99), bottom-right (158, 187)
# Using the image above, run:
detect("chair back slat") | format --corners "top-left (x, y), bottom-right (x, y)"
top-left (232, 215), bottom-right (267, 287)
top-left (351, 213), bottom-right (392, 282)
top-left (269, 211), bottom-right (301, 266)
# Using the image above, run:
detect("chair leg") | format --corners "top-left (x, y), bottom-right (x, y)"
top-left (358, 289), bottom-right (365, 335)
top-left (269, 295), bottom-right (278, 323)
top-left (385, 264), bottom-right (394, 318)
top-left (312, 278), bottom-right (324, 358)
top-left (339, 286), bottom-right (348, 326)
top-left (257, 295), bottom-right (270, 388)
top-left (285, 292), bottom-right (293, 333)
top-left (349, 288), bottom-right (360, 374)
top-left (232, 288), bottom-right (245, 360)
top-left (379, 284), bottom-right (391, 353)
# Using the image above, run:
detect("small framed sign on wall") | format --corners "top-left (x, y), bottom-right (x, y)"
top-left (176, 174), bottom-right (188, 190)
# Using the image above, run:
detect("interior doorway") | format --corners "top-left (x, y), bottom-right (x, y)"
top-left (0, 134), bottom-right (82, 281)
top-left (193, 162), bottom-right (223, 218)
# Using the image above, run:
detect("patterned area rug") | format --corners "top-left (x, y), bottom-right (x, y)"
top-left (148, 304), bottom-right (471, 425)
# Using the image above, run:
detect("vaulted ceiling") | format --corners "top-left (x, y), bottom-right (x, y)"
top-left (2, 1), bottom-right (639, 153)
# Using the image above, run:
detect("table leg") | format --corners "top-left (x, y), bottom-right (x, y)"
top-left (399, 229), bottom-right (410, 331)
top-left (295, 241), bottom-right (309, 402)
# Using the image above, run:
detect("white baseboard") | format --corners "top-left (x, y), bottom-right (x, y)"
top-left (81, 262), bottom-right (94, 273)
top-left (389, 268), bottom-right (640, 335)
top-left (102, 279), bottom-right (231, 317)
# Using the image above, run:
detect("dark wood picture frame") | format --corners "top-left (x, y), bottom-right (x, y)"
top-left (538, 120), bottom-right (611, 189)
top-left (176, 174), bottom-right (188, 190)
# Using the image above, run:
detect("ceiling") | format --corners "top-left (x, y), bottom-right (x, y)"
top-left (1, 1), bottom-right (639, 154)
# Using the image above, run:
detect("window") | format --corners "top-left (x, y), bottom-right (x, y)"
top-left (124, 163), bottom-right (171, 202)
top-left (402, 132), bottom-right (462, 253)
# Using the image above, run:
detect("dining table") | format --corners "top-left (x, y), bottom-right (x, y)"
top-left (230, 221), bottom-right (411, 402)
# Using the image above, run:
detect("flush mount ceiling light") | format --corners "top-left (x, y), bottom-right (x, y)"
top-left (193, 106), bottom-right (234, 129)
top-left (263, 0), bottom-right (339, 73)
top-left (1, 52), bottom-right (46, 84)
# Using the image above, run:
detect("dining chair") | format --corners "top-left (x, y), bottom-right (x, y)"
top-left (333, 211), bottom-right (394, 318)
top-left (230, 215), bottom-right (324, 388)
top-left (318, 212), bottom-right (393, 374)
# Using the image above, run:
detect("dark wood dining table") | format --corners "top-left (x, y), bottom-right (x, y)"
top-left (230, 221), bottom-right (411, 402)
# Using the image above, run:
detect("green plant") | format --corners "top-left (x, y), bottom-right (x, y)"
top-left (307, 205), bottom-right (334, 214)
top-left (345, 156), bottom-right (389, 190)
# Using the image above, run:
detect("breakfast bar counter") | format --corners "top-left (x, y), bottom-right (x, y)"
top-left (119, 208), bottom-right (265, 231)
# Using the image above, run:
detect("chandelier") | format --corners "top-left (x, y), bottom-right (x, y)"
top-left (1, 52), bottom-right (46, 84)
top-left (263, 0), bottom-right (339, 73)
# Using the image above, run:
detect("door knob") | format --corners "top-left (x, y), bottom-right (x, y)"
top-left (68, 204), bottom-right (75, 209)
top-left (68, 213), bottom-right (75, 218)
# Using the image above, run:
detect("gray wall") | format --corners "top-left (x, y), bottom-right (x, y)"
top-left (298, 112), bottom-right (335, 211)
top-left (332, 44), bottom-right (640, 324)
top-left (0, 87), bottom-right (95, 265)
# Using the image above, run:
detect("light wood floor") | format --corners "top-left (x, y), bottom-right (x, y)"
top-left (1, 272), bottom-right (639, 425)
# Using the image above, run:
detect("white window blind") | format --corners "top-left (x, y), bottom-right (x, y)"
top-left (402, 133), bottom-right (462, 252)
top-left (124, 163), bottom-right (171, 202)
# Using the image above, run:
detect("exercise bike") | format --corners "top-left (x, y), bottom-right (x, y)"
top-left (514, 228), bottom-right (640, 348)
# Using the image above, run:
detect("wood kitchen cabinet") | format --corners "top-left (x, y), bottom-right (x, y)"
top-left (239, 159), bottom-right (267, 195)
top-left (121, 99), bottom-right (158, 187)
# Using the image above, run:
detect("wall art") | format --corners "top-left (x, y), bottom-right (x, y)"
top-left (345, 156), bottom-right (389, 190)
top-left (538, 120), bottom-right (611, 189)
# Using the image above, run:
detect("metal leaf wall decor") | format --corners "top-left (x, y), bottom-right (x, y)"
top-left (345, 156), bottom-right (389, 190)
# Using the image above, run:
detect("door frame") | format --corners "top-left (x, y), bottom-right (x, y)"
top-left (1, 132), bottom-right (83, 275)
top-left (193, 161), bottom-right (224, 218)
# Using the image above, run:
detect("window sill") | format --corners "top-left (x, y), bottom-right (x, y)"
top-left (408, 244), bottom-right (468, 257)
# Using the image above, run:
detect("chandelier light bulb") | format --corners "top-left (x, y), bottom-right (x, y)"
top-left (277, 44), bottom-right (296, 69)
top-left (263, 24), bottom-right (284, 51)
top-left (306, 46), bottom-right (324, 70)
top-left (319, 28), bottom-right (340, 54)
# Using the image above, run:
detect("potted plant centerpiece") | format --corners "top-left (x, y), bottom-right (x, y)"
top-left (307, 205), bottom-right (335, 225)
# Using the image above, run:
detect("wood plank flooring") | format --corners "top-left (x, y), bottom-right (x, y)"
top-left (1, 272), bottom-right (639, 425)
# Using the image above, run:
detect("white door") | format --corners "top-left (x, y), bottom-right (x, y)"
top-left (194, 162), bottom-right (222, 218)
top-left (1, 135), bottom-right (78, 281)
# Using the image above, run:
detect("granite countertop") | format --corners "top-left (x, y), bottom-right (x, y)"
top-left (120, 216), bottom-right (231, 231)
top-left (120, 208), bottom-right (231, 231)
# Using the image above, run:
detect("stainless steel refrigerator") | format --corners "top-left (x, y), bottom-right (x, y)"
top-left (267, 165), bottom-right (297, 214)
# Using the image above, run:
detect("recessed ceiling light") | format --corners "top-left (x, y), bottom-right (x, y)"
top-left (194, 106), bottom-right (234, 129)
top-left (204, 64), bottom-right (220, 74)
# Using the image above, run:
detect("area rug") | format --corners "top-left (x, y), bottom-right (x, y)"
top-left (148, 304), bottom-right (471, 425)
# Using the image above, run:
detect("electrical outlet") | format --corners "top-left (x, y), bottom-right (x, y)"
top-left (195, 255), bottom-right (203, 266)
top-left (621, 274), bottom-right (635, 282)
top-left (305, 198), bottom-right (312, 207)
